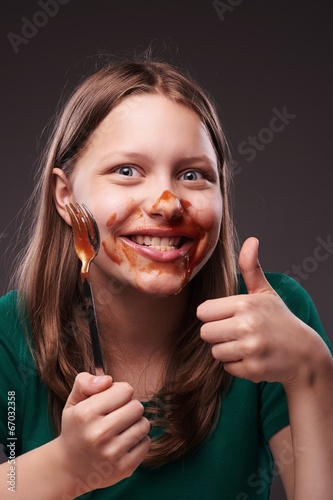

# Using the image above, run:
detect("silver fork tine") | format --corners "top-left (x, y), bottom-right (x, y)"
top-left (67, 204), bottom-right (82, 238)
top-left (79, 204), bottom-right (100, 251)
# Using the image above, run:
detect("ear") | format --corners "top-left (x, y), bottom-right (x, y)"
top-left (52, 167), bottom-right (73, 226)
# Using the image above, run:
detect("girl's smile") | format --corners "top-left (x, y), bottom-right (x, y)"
top-left (117, 223), bottom-right (197, 263)
top-left (54, 93), bottom-right (222, 296)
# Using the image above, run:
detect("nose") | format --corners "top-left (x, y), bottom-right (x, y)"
top-left (146, 190), bottom-right (184, 220)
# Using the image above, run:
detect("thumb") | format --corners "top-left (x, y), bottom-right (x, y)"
top-left (239, 237), bottom-right (273, 294)
top-left (64, 372), bottom-right (113, 409)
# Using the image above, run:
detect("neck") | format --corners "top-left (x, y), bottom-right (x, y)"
top-left (93, 284), bottom-right (189, 395)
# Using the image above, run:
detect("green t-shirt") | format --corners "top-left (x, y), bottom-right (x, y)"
top-left (0, 273), bottom-right (332, 499)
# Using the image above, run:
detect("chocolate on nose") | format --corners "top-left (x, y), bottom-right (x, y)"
top-left (150, 190), bottom-right (184, 217)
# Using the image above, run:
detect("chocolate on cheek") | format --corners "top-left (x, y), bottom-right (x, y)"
top-left (185, 207), bottom-right (220, 278)
top-left (102, 204), bottom-right (144, 264)
top-left (102, 212), bottom-right (122, 264)
top-left (180, 199), bottom-right (192, 210)
top-left (106, 213), bottom-right (117, 226)
top-left (102, 240), bottom-right (122, 265)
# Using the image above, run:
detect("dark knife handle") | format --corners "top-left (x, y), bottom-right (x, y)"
top-left (82, 278), bottom-right (105, 375)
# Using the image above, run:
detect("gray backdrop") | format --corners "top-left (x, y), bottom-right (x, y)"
top-left (1, 1), bottom-right (332, 498)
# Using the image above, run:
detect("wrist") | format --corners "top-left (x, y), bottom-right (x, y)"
top-left (46, 437), bottom-right (91, 499)
top-left (283, 328), bottom-right (333, 392)
top-left (41, 436), bottom-right (91, 499)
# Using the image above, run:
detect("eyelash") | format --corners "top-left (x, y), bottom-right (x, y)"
top-left (178, 170), bottom-right (206, 181)
top-left (114, 165), bottom-right (141, 177)
top-left (112, 165), bottom-right (214, 183)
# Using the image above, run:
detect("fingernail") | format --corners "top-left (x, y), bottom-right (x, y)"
top-left (92, 375), bottom-right (109, 384)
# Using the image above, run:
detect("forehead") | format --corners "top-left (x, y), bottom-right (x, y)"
top-left (82, 93), bottom-right (217, 162)
top-left (98, 93), bottom-right (203, 131)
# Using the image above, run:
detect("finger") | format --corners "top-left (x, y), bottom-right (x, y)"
top-left (223, 361), bottom-right (245, 378)
top-left (197, 295), bottom-right (240, 322)
top-left (200, 317), bottom-right (238, 343)
top-left (239, 237), bottom-right (274, 294)
top-left (101, 399), bottom-right (146, 437)
top-left (65, 372), bottom-right (113, 409)
top-left (211, 341), bottom-right (243, 363)
top-left (197, 292), bottom-right (265, 322)
top-left (106, 416), bottom-right (151, 459)
top-left (115, 435), bottom-right (151, 476)
top-left (81, 382), bottom-right (135, 416)
top-left (222, 360), bottom-right (264, 383)
top-left (128, 434), bottom-right (151, 458)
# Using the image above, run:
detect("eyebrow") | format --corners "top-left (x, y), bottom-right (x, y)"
top-left (99, 152), bottom-right (153, 164)
top-left (175, 155), bottom-right (216, 168)
top-left (99, 152), bottom-right (216, 167)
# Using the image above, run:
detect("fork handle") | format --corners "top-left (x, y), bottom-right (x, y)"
top-left (82, 278), bottom-right (105, 375)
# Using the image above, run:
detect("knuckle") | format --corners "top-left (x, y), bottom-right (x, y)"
top-left (237, 319), bottom-right (249, 336)
top-left (74, 371), bottom-right (90, 387)
top-left (131, 429), bottom-right (145, 446)
top-left (86, 426), bottom-right (103, 447)
top-left (72, 404), bottom-right (94, 426)
top-left (140, 417), bottom-right (151, 435)
top-left (119, 382), bottom-right (134, 399)
top-left (211, 344), bottom-right (223, 361)
top-left (243, 335), bottom-right (268, 361)
top-left (115, 459), bottom-right (135, 479)
top-left (238, 312), bottom-right (263, 335)
top-left (236, 297), bottom-right (250, 314)
top-left (129, 399), bottom-right (145, 416)
top-left (200, 324), bottom-right (208, 339)
top-left (243, 336), bottom-right (260, 356)
top-left (126, 418), bottom-right (151, 447)
top-left (244, 359), bottom-right (264, 383)
top-left (247, 312), bottom-right (264, 330)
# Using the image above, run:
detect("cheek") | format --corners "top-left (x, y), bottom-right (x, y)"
top-left (187, 196), bottom-right (222, 276)
top-left (191, 191), bottom-right (222, 237)
top-left (100, 203), bottom-right (144, 263)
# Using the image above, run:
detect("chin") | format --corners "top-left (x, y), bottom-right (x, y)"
top-left (134, 274), bottom-right (189, 297)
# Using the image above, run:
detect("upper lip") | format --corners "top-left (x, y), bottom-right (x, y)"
top-left (119, 226), bottom-right (199, 239)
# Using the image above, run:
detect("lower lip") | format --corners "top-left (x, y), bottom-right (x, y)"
top-left (120, 237), bottom-right (193, 263)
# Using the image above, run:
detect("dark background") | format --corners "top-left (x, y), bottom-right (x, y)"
top-left (0, 1), bottom-right (332, 498)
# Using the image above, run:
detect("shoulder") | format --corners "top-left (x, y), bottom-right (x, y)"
top-left (0, 289), bottom-right (36, 385)
top-left (0, 291), bottom-right (41, 451)
top-left (265, 272), bottom-right (321, 324)
top-left (0, 290), bottom-right (19, 309)
top-left (0, 290), bottom-right (22, 335)
top-left (0, 290), bottom-right (30, 359)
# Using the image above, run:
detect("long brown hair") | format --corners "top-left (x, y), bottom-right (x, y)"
top-left (12, 58), bottom-right (238, 466)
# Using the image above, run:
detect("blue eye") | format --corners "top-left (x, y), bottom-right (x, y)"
top-left (180, 170), bottom-right (204, 181)
top-left (116, 165), bottom-right (139, 177)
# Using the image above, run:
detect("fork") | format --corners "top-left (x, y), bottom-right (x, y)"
top-left (66, 203), bottom-right (105, 376)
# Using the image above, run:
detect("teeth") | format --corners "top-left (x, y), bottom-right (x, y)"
top-left (135, 235), bottom-right (145, 244)
top-left (130, 235), bottom-right (181, 250)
